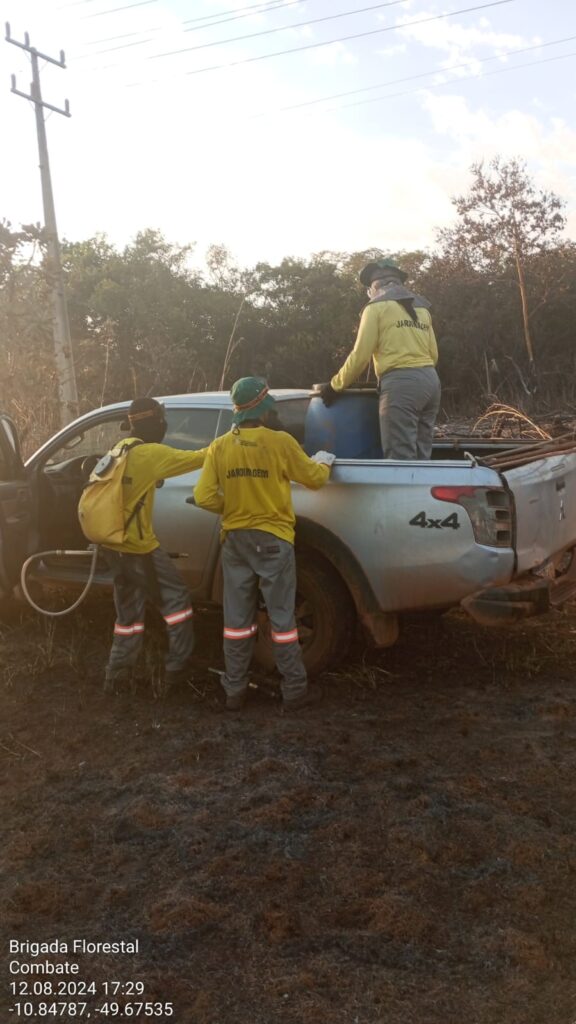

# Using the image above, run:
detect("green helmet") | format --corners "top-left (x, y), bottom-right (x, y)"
top-left (359, 257), bottom-right (407, 286)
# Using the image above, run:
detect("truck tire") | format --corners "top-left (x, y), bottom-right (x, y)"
top-left (252, 553), bottom-right (355, 677)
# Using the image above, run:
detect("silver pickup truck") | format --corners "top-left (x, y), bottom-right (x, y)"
top-left (1, 389), bottom-right (575, 675)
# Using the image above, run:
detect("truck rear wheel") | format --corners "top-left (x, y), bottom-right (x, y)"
top-left (252, 553), bottom-right (355, 677)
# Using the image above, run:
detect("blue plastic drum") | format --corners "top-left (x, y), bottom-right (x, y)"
top-left (304, 387), bottom-right (382, 459)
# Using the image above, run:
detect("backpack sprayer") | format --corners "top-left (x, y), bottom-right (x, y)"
top-left (19, 440), bottom-right (146, 618)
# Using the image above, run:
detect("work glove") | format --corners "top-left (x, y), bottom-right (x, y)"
top-left (311, 451), bottom-right (336, 466)
top-left (319, 382), bottom-right (339, 407)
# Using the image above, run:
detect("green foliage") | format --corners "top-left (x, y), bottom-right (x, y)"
top-left (1, 158), bottom-right (575, 450)
top-left (440, 157), bottom-right (566, 272)
top-left (438, 158), bottom-right (567, 377)
top-left (0, 221), bottom-right (59, 448)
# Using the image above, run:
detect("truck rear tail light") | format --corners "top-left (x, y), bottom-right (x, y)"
top-left (431, 486), bottom-right (512, 547)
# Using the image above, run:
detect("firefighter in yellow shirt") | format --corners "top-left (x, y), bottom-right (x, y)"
top-left (320, 257), bottom-right (441, 459)
top-left (194, 377), bottom-right (334, 711)
top-left (101, 397), bottom-right (206, 694)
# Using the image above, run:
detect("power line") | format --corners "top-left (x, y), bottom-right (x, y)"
top-left (150, 0), bottom-right (406, 61)
top-left (84, 0), bottom-right (157, 17)
top-left (183, 0), bottom-right (306, 29)
top-left (69, 0), bottom-right (306, 30)
top-left (322, 48), bottom-right (576, 115)
top-left (181, 0), bottom-right (514, 77)
top-left (58, 0), bottom-right (105, 8)
top-left (115, 0), bottom-right (513, 87)
top-left (252, 33), bottom-right (576, 117)
top-left (85, 30), bottom-right (158, 45)
top-left (69, 0), bottom-right (310, 60)
top-left (80, 36), bottom-right (155, 55)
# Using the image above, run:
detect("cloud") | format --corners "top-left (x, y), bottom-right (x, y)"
top-left (418, 92), bottom-right (576, 236)
top-left (4, 0), bottom-right (575, 268)
top-left (374, 43), bottom-right (408, 58)
top-left (395, 7), bottom-right (536, 68)
top-left (306, 40), bottom-right (357, 67)
top-left (421, 91), bottom-right (576, 160)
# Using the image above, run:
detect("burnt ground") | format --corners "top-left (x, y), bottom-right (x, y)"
top-left (2, 596), bottom-right (576, 1024)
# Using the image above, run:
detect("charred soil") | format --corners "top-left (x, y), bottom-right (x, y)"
top-left (2, 596), bottom-right (576, 1023)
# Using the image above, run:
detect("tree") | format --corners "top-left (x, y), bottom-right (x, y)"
top-left (0, 221), bottom-right (59, 450)
top-left (439, 158), bottom-right (566, 381)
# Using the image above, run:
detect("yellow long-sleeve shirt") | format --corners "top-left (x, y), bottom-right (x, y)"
top-left (331, 299), bottom-right (438, 392)
top-left (105, 438), bottom-right (207, 554)
top-left (193, 426), bottom-right (330, 544)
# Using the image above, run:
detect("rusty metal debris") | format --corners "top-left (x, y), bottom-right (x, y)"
top-left (481, 431), bottom-right (576, 471)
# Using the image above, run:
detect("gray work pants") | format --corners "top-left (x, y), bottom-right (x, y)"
top-left (378, 366), bottom-right (441, 459)
top-left (103, 547), bottom-right (194, 682)
top-left (221, 529), bottom-right (307, 701)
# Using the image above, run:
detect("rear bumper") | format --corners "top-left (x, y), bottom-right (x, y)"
top-left (461, 555), bottom-right (576, 626)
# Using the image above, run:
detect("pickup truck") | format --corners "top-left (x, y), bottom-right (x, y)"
top-left (1, 389), bottom-right (576, 675)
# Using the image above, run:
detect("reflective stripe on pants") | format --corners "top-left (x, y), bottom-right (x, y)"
top-left (103, 547), bottom-right (195, 681)
top-left (221, 529), bottom-right (307, 701)
top-left (114, 621), bottom-right (145, 637)
top-left (223, 624), bottom-right (258, 640)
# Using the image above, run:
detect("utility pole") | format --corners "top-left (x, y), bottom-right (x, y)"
top-left (6, 22), bottom-right (79, 426)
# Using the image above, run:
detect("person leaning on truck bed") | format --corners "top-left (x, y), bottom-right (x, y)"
top-left (193, 376), bottom-right (334, 712)
top-left (320, 257), bottom-right (441, 460)
top-left (101, 398), bottom-right (207, 694)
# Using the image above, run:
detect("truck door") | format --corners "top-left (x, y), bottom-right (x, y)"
top-left (0, 414), bottom-right (35, 598)
top-left (153, 405), bottom-right (226, 594)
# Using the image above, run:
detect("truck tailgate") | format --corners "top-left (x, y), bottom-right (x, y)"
top-left (502, 452), bottom-right (576, 572)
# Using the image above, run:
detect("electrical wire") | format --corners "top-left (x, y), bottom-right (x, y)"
top-left (84, 30), bottom-right (159, 46)
top-left (77, 36), bottom-right (156, 56)
top-left (116, 0), bottom-right (514, 85)
top-left (250, 33), bottom-right (576, 117)
top-left (183, 0), bottom-right (306, 29)
top-left (69, 0), bottom-right (312, 60)
top-left (180, 0), bottom-right (514, 77)
top-left (320, 48), bottom-right (576, 115)
top-left (68, 0), bottom-right (307, 31)
top-left (83, 0), bottom-right (158, 17)
top-left (58, 0), bottom-right (105, 8)
top-left (150, 0), bottom-right (407, 61)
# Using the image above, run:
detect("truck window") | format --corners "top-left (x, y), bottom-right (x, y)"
top-left (216, 410), bottom-right (233, 437)
top-left (164, 408), bottom-right (220, 451)
top-left (44, 417), bottom-right (130, 466)
top-left (275, 398), bottom-right (310, 445)
top-left (214, 399), bottom-right (311, 445)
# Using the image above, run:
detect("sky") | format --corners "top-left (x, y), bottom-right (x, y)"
top-left (1, 0), bottom-right (575, 269)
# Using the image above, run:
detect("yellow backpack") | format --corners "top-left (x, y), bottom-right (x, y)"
top-left (78, 439), bottom-right (146, 546)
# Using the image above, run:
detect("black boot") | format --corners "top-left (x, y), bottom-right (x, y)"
top-left (282, 684), bottom-right (322, 711)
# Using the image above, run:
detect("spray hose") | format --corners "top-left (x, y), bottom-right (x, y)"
top-left (20, 545), bottom-right (100, 617)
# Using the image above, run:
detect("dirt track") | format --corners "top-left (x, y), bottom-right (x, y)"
top-left (2, 599), bottom-right (576, 1024)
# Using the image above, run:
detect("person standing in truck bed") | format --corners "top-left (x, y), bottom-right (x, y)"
top-left (320, 257), bottom-right (441, 460)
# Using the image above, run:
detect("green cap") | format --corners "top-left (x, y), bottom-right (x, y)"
top-left (230, 377), bottom-right (276, 425)
top-left (359, 258), bottom-right (407, 286)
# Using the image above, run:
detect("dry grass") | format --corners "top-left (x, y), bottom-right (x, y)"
top-left (3, 598), bottom-right (576, 1024)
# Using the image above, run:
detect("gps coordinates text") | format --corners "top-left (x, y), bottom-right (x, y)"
top-left (5, 940), bottom-right (174, 1021)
